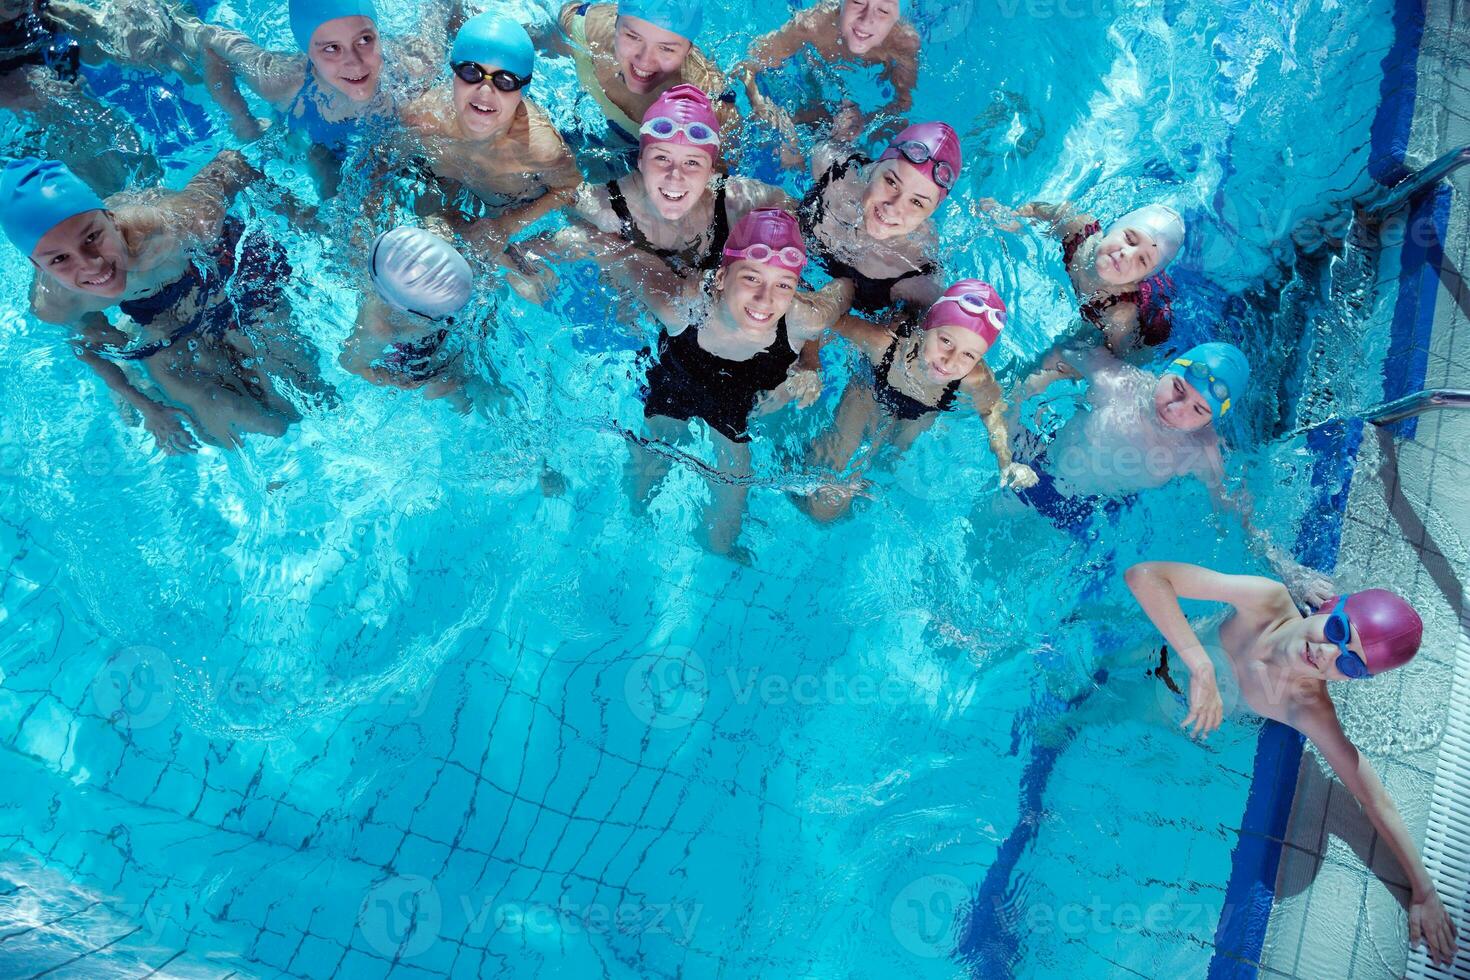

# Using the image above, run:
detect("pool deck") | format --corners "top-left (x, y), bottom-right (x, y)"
top-left (1254, 1), bottom-right (1470, 977)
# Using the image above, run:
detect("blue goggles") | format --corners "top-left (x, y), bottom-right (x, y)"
top-left (1323, 597), bottom-right (1370, 679)
top-left (1171, 358), bottom-right (1233, 416)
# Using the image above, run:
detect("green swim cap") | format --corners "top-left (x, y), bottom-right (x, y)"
top-left (451, 12), bottom-right (534, 79)
top-left (1168, 342), bottom-right (1250, 420)
top-left (617, 0), bottom-right (702, 41)
top-left (289, 0), bottom-right (377, 51)
top-left (0, 158), bottom-right (106, 258)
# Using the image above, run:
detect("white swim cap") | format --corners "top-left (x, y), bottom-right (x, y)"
top-left (1108, 204), bottom-right (1186, 274)
top-left (369, 227), bottom-right (473, 320)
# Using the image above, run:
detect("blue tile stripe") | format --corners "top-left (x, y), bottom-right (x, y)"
top-left (1207, 0), bottom-right (1445, 974)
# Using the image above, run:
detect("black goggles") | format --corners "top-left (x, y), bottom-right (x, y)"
top-left (451, 62), bottom-right (532, 92)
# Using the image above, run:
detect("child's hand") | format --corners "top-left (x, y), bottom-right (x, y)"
top-left (784, 368), bottom-right (822, 409)
top-left (1000, 462), bottom-right (1038, 490)
top-left (141, 404), bottom-right (200, 455)
top-left (1182, 667), bottom-right (1223, 738)
top-left (1409, 887), bottom-right (1459, 967)
top-left (977, 198), bottom-right (1022, 233)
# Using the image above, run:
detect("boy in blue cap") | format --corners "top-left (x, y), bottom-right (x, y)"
top-left (1018, 342), bottom-right (1335, 606)
top-left (546, 0), bottom-right (739, 176)
top-left (186, 0), bottom-right (441, 197)
top-left (393, 12), bottom-right (581, 256)
top-left (1, 154), bottom-right (329, 452)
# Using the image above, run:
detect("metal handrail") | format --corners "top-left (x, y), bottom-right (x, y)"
top-left (1358, 145), bottom-right (1470, 220)
top-left (1365, 389), bottom-right (1470, 425)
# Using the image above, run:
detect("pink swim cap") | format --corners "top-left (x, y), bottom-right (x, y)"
top-left (721, 208), bottom-right (807, 272)
top-left (1322, 590), bottom-right (1423, 675)
top-left (639, 83), bottom-right (721, 161)
top-left (879, 122), bottom-right (963, 200)
top-left (921, 279), bottom-right (1007, 346)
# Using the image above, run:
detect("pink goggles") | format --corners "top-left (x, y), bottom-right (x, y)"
top-left (721, 242), bottom-right (807, 272)
top-left (925, 290), bottom-right (1007, 341)
top-left (639, 116), bottom-right (720, 147)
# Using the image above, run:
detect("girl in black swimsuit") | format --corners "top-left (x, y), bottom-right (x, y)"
top-left (624, 208), bottom-right (848, 557)
top-left (798, 279), bottom-right (1038, 523)
top-left (795, 122), bottom-right (961, 315)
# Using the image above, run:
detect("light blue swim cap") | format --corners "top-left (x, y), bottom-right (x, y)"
top-left (617, 0), bottom-right (702, 41)
top-left (450, 12), bottom-right (534, 79)
top-left (289, 0), bottom-right (378, 51)
top-left (0, 158), bottom-right (106, 257)
top-left (1167, 342), bottom-right (1250, 420)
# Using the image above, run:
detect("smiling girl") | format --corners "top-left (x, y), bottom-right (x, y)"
top-left (798, 122), bottom-right (958, 316)
top-left (799, 279), bottom-right (1038, 521)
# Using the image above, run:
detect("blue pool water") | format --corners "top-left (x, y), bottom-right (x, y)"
top-left (0, 0), bottom-right (1413, 976)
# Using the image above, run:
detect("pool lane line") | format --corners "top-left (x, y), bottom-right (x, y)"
top-left (1206, 0), bottom-right (1446, 974)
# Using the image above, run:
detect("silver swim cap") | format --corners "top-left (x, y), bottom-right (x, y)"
top-left (1108, 204), bottom-right (1186, 275)
top-left (369, 227), bottom-right (473, 320)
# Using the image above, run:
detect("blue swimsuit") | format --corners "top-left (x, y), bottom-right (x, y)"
top-left (284, 67), bottom-right (361, 157)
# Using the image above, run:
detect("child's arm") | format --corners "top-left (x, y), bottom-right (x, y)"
top-left (1292, 704), bottom-right (1459, 967)
top-left (1010, 200), bottom-right (1094, 241)
top-left (1124, 561), bottom-right (1295, 737)
top-left (69, 315), bottom-right (201, 454)
top-left (963, 366), bottom-right (1037, 489)
top-left (196, 25), bottom-right (304, 108)
top-left (829, 312), bottom-right (891, 362)
top-left (162, 150), bottom-right (263, 241)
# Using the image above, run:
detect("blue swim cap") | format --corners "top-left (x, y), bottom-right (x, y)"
top-left (450, 12), bottom-right (534, 79)
top-left (1167, 342), bottom-right (1250, 420)
top-left (0, 158), bottom-right (106, 258)
top-left (617, 0), bottom-right (702, 41)
top-left (289, 0), bottom-right (377, 51)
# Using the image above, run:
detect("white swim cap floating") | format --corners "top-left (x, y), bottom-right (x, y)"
top-left (1108, 204), bottom-right (1186, 274)
top-left (369, 227), bottom-right (473, 320)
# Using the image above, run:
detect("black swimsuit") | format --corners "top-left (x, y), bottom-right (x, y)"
top-left (871, 335), bottom-right (959, 421)
top-left (642, 315), bottom-right (795, 443)
top-left (0, 0), bottom-right (76, 79)
top-left (797, 153), bottom-right (938, 314)
top-left (606, 178), bottom-right (730, 277)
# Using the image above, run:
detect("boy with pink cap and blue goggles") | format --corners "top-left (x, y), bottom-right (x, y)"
top-left (1125, 560), bottom-right (1457, 967)
top-left (797, 121), bottom-right (960, 315)
top-left (799, 278), bottom-right (1038, 523)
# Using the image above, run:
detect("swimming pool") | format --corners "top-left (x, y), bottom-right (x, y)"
top-left (0, 0), bottom-right (1417, 976)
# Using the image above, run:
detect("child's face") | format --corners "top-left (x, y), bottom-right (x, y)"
top-left (31, 210), bottom-right (129, 298)
top-left (838, 0), bottom-right (899, 54)
top-left (453, 70), bottom-right (522, 139)
top-left (307, 16), bottom-right (382, 102)
top-left (715, 260), bottom-right (799, 332)
top-left (1284, 614), bottom-right (1361, 682)
top-left (614, 15), bottom-right (691, 95)
top-left (859, 159), bottom-right (939, 239)
top-left (638, 142), bottom-right (713, 219)
top-left (1093, 223), bottom-right (1162, 286)
top-left (919, 325), bottom-right (987, 383)
top-left (1152, 372), bottom-right (1214, 431)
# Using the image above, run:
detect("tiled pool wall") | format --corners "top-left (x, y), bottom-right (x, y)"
top-left (1215, 1), bottom-right (1469, 977)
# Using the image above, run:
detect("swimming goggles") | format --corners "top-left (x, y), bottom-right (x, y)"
top-left (1172, 357), bottom-right (1233, 415)
top-left (451, 62), bottom-right (532, 92)
top-left (639, 116), bottom-right (720, 147)
top-left (888, 139), bottom-right (956, 191)
top-left (929, 290), bottom-right (1007, 334)
top-left (721, 242), bottom-right (807, 272)
top-left (1323, 596), bottom-right (1370, 679)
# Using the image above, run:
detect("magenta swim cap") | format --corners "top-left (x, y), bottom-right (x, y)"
top-left (1323, 590), bottom-right (1423, 675)
top-left (921, 279), bottom-right (1007, 346)
top-left (639, 83), bottom-right (721, 161)
top-left (721, 208), bottom-right (807, 272)
top-left (879, 122), bottom-right (963, 200)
